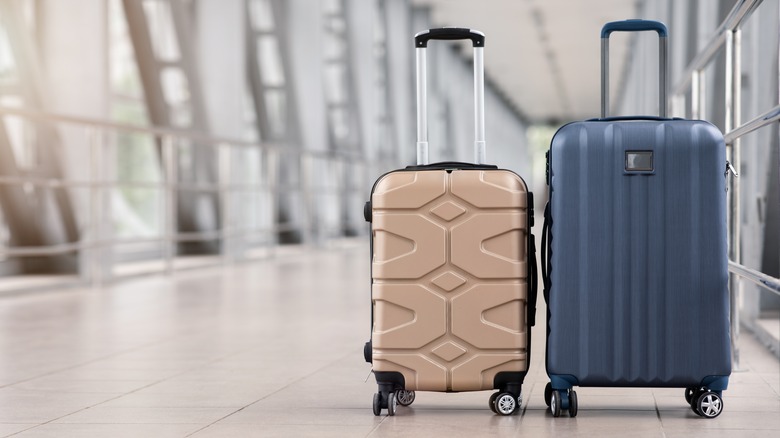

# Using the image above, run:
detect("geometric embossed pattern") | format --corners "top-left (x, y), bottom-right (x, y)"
top-left (451, 213), bottom-right (526, 278)
top-left (431, 271), bottom-right (467, 292)
top-left (373, 284), bottom-right (446, 349)
top-left (371, 169), bottom-right (530, 392)
top-left (430, 201), bottom-right (466, 221)
top-left (451, 284), bottom-right (526, 348)
top-left (372, 215), bottom-right (446, 280)
top-left (431, 342), bottom-right (467, 362)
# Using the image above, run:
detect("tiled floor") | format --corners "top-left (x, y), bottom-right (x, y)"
top-left (0, 242), bottom-right (778, 437)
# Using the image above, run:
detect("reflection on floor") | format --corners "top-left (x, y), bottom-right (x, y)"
top-left (0, 242), bottom-right (778, 437)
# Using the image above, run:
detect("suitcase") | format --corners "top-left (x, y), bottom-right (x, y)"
top-left (542, 20), bottom-right (731, 419)
top-left (362, 28), bottom-right (538, 417)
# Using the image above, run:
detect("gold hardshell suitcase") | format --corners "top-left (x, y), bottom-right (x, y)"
top-left (363, 28), bottom-right (537, 416)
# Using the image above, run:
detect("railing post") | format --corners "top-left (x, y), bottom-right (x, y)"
top-left (300, 153), bottom-right (315, 245)
top-left (162, 135), bottom-right (177, 274)
top-left (218, 143), bottom-right (232, 263)
top-left (267, 148), bottom-right (279, 257)
top-left (725, 29), bottom-right (743, 371)
top-left (88, 127), bottom-right (102, 287)
top-left (691, 70), bottom-right (706, 120)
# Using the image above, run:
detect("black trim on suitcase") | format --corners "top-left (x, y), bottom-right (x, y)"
top-left (404, 161), bottom-right (498, 171)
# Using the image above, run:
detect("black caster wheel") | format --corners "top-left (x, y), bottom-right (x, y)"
top-left (494, 392), bottom-right (518, 416)
top-left (517, 392), bottom-right (523, 410)
top-left (396, 390), bottom-right (415, 407)
top-left (489, 392), bottom-right (499, 413)
top-left (685, 387), bottom-right (697, 405)
top-left (387, 392), bottom-right (397, 416)
top-left (690, 388), bottom-right (705, 415)
top-left (695, 391), bottom-right (723, 419)
top-left (550, 390), bottom-right (562, 417)
top-left (372, 392), bottom-right (382, 416)
top-left (544, 382), bottom-right (553, 407)
top-left (568, 390), bottom-right (578, 417)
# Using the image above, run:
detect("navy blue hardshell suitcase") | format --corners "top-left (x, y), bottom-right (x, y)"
top-left (542, 20), bottom-right (731, 418)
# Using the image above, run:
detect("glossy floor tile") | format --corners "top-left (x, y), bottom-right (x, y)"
top-left (0, 242), bottom-right (778, 437)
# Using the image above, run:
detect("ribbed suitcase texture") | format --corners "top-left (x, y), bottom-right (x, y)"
top-left (547, 119), bottom-right (731, 388)
top-left (371, 168), bottom-right (531, 392)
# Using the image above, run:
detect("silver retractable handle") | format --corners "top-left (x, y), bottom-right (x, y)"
top-left (601, 19), bottom-right (668, 118)
top-left (415, 28), bottom-right (486, 165)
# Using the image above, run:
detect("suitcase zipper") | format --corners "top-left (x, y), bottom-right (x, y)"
top-left (725, 160), bottom-right (738, 177)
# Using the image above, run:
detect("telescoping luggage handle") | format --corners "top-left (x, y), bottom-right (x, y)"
top-left (415, 28), bottom-right (486, 165)
top-left (601, 19), bottom-right (668, 118)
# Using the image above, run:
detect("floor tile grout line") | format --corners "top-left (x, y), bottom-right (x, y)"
top-left (183, 351), bottom-right (355, 437)
top-left (0, 269), bottom-right (309, 393)
top-left (520, 381), bottom-right (534, 417)
top-left (364, 415), bottom-right (389, 437)
top-left (0, 314), bottom-right (284, 391)
top-left (2, 425), bottom-right (39, 438)
top-left (652, 392), bottom-right (666, 438)
top-left (0, 332), bottom-right (202, 390)
top-left (1, 347), bottom-right (256, 437)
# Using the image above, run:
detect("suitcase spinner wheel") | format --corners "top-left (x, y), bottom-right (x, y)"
top-left (489, 390), bottom-right (522, 415)
top-left (568, 390), bottom-right (578, 417)
top-left (692, 390), bottom-right (723, 418)
top-left (488, 392), bottom-right (499, 413)
top-left (492, 392), bottom-right (520, 416)
top-left (372, 390), bottom-right (403, 417)
top-left (387, 392), bottom-right (397, 416)
top-left (544, 382), bottom-right (552, 407)
top-left (684, 387), bottom-right (696, 404)
top-left (549, 388), bottom-right (578, 418)
top-left (550, 390), bottom-right (561, 417)
top-left (372, 392), bottom-right (381, 416)
top-left (395, 390), bottom-right (415, 407)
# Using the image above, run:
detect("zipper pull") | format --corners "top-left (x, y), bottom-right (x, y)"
top-left (726, 160), bottom-right (739, 178)
top-left (725, 160), bottom-right (738, 193)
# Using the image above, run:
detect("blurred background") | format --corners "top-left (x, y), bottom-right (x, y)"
top-left (0, 0), bottom-right (777, 356)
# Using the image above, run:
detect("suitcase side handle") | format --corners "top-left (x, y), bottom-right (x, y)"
top-left (415, 28), bottom-right (486, 165)
top-left (540, 202), bottom-right (552, 302)
top-left (601, 19), bottom-right (668, 118)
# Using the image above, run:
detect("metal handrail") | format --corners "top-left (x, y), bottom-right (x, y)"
top-left (0, 224), bottom-right (304, 257)
top-left (0, 106), bottom-right (382, 282)
top-left (672, 0), bottom-right (763, 96)
top-left (729, 261), bottom-right (780, 296)
top-left (669, 0), bottom-right (779, 368)
top-left (0, 105), bottom-right (365, 161)
top-left (724, 104), bottom-right (780, 144)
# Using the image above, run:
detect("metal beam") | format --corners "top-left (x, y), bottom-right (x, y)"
top-left (730, 261), bottom-right (780, 295)
top-left (672, 0), bottom-right (764, 96)
top-left (121, 0), bottom-right (220, 255)
top-left (0, 1), bottom-right (79, 275)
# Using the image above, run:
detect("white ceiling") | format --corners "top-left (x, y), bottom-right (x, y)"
top-left (410, 0), bottom-right (638, 123)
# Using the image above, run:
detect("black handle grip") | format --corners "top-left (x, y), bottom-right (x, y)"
top-left (415, 28), bottom-right (485, 48)
top-left (405, 161), bottom-right (497, 171)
